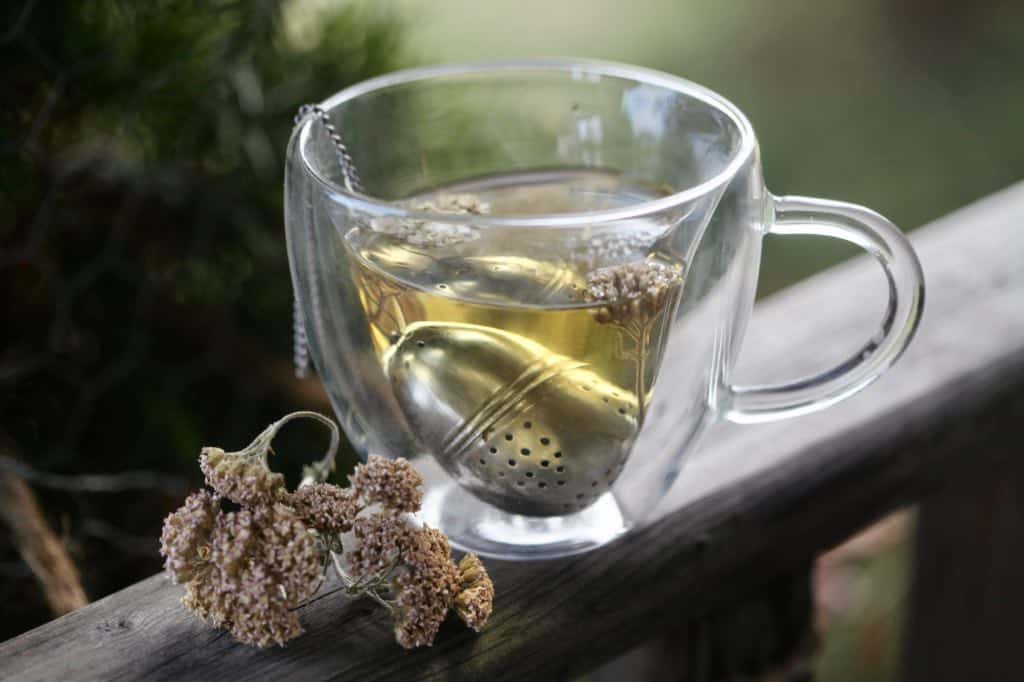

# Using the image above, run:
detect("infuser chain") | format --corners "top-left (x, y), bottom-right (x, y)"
top-left (291, 104), bottom-right (364, 378)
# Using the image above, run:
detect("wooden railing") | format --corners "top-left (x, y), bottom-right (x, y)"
top-left (2, 183), bottom-right (1023, 682)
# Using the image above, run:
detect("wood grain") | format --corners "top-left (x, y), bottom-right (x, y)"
top-left (2, 183), bottom-right (1023, 681)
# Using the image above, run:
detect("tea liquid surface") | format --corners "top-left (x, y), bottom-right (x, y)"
top-left (345, 170), bottom-right (682, 400)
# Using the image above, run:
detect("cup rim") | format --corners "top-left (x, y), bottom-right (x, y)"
top-left (298, 58), bottom-right (757, 228)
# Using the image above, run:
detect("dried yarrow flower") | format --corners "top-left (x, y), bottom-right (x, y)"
top-left (348, 455), bottom-right (423, 513)
top-left (226, 599), bottom-right (305, 649)
top-left (569, 229), bottom-right (662, 271)
top-left (207, 507), bottom-right (255, 580)
top-left (160, 489), bottom-right (219, 583)
top-left (415, 193), bottom-right (490, 215)
top-left (180, 503), bottom-right (322, 648)
top-left (454, 554), bottom-right (494, 631)
top-left (200, 447), bottom-right (285, 506)
top-left (162, 411), bottom-right (494, 650)
top-left (347, 512), bottom-right (461, 649)
top-left (584, 260), bottom-right (684, 326)
top-left (289, 482), bottom-right (360, 535)
top-left (347, 510), bottom-right (412, 575)
top-left (392, 573), bottom-right (455, 649)
top-left (244, 504), bottom-right (322, 607)
top-left (183, 565), bottom-right (305, 648)
top-left (392, 526), bottom-right (461, 648)
top-left (370, 193), bottom-right (490, 247)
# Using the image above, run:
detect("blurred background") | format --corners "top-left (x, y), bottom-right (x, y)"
top-left (2, 1), bottom-right (1022, 679)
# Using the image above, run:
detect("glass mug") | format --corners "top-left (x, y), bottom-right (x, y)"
top-left (286, 60), bottom-right (924, 559)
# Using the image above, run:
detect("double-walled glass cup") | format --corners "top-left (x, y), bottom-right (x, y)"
top-left (286, 60), bottom-right (924, 559)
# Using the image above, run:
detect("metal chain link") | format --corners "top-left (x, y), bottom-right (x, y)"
top-left (291, 104), bottom-right (364, 378)
top-left (294, 104), bottom-right (364, 193)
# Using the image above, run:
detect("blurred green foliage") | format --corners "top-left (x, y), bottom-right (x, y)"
top-left (0, 0), bottom-right (402, 638)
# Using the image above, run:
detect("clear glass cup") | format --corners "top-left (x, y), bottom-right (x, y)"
top-left (286, 59), bottom-right (924, 559)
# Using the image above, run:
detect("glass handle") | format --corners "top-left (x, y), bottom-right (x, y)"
top-left (724, 195), bottom-right (925, 424)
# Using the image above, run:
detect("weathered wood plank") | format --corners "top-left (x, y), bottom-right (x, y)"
top-left (3, 183), bottom-right (1024, 681)
top-left (904, 453), bottom-right (1024, 682)
top-left (610, 565), bottom-right (817, 682)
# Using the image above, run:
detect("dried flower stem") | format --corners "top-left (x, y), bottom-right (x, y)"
top-left (251, 411), bottom-right (339, 486)
top-left (330, 550), bottom-right (394, 612)
top-left (585, 260), bottom-right (685, 426)
top-left (629, 321), bottom-right (653, 425)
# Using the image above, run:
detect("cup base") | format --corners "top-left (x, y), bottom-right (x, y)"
top-left (420, 479), bottom-right (630, 560)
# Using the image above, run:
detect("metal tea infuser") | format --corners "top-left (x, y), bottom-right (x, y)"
top-left (384, 322), bottom-right (640, 516)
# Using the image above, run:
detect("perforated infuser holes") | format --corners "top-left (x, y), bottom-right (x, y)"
top-left (470, 402), bottom-right (625, 513)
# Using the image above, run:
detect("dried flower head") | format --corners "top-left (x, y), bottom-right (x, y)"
top-left (289, 482), bottom-right (360, 535)
top-left (184, 577), bottom-right (304, 648)
top-left (199, 447), bottom-right (286, 506)
top-left (347, 511), bottom-right (413, 576)
top-left (392, 526), bottom-right (461, 648)
top-left (348, 455), bottom-right (424, 513)
top-left (570, 230), bottom-right (662, 271)
top-left (177, 503), bottom-right (322, 648)
top-left (584, 260), bottom-right (684, 326)
top-left (207, 507), bottom-right (257, 580)
top-left (370, 193), bottom-right (490, 247)
top-left (454, 554), bottom-right (494, 631)
top-left (245, 504), bottom-right (322, 607)
top-left (160, 489), bottom-right (220, 583)
top-left (348, 513), bottom-right (462, 649)
top-left (415, 193), bottom-right (490, 215)
top-left (162, 412), bottom-right (493, 650)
